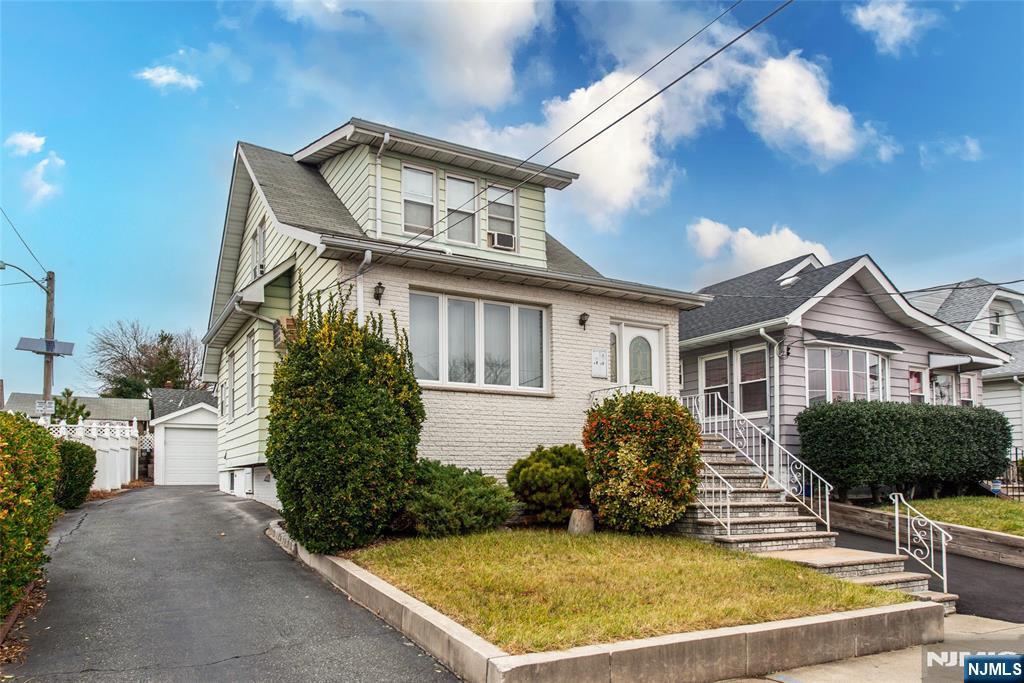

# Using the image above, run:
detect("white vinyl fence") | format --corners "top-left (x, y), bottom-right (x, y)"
top-left (43, 420), bottom-right (147, 491)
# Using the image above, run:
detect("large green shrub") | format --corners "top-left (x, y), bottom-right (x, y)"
top-left (0, 413), bottom-right (60, 618)
top-left (582, 392), bottom-right (702, 532)
top-left (266, 292), bottom-right (425, 554)
top-left (397, 459), bottom-right (517, 537)
top-left (796, 402), bottom-right (1012, 500)
top-left (506, 444), bottom-right (589, 524)
top-left (55, 440), bottom-right (97, 509)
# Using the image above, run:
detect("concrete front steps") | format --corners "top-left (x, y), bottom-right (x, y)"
top-left (680, 435), bottom-right (958, 614)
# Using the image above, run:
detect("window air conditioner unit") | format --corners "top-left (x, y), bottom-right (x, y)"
top-left (252, 263), bottom-right (266, 279)
top-left (488, 231), bottom-right (516, 251)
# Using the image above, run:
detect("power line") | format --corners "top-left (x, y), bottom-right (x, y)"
top-left (0, 280), bottom-right (36, 287)
top-left (314, 0), bottom-right (787, 296)
top-left (707, 278), bottom-right (1024, 301)
top-left (0, 205), bottom-right (47, 274)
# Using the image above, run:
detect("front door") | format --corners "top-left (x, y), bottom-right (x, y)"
top-left (612, 324), bottom-right (662, 393)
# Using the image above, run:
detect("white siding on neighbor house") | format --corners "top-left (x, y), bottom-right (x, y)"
top-left (984, 379), bottom-right (1024, 451)
top-left (967, 297), bottom-right (1024, 343)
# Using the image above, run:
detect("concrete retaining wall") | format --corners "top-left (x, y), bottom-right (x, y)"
top-left (266, 520), bottom-right (944, 683)
top-left (830, 502), bottom-right (1024, 569)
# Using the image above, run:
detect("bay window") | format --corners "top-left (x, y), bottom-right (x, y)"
top-left (807, 346), bottom-right (891, 405)
top-left (409, 292), bottom-right (547, 391)
top-left (735, 346), bottom-right (768, 415)
top-left (446, 176), bottom-right (476, 244)
top-left (402, 166), bottom-right (435, 235)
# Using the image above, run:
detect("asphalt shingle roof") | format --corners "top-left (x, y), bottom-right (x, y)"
top-left (804, 329), bottom-right (904, 352)
top-left (932, 278), bottom-right (999, 331)
top-left (679, 255), bottom-right (864, 341)
top-left (151, 388), bottom-right (217, 418)
top-left (983, 340), bottom-right (1024, 379)
top-left (239, 142), bottom-right (604, 279)
top-left (5, 393), bottom-right (152, 421)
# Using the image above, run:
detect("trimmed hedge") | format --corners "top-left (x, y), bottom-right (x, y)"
top-left (397, 459), bottom-right (517, 537)
top-left (506, 444), bottom-right (589, 524)
top-left (55, 440), bottom-right (97, 509)
top-left (266, 292), bottom-right (425, 554)
top-left (1, 413), bottom-right (60, 618)
top-left (582, 392), bottom-right (702, 532)
top-left (796, 401), bottom-right (1012, 500)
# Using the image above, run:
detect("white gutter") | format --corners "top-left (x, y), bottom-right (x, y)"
top-left (375, 132), bottom-right (390, 239)
top-left (680, 318), bottom-right (789, 349)
top-left (354, 250), bottom-right (372, 324)
top-left (759, 327), bottom-right (782, 482)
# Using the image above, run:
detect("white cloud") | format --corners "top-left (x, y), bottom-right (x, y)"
top-left (744, 52), bottom-right (898, 170)
top-left (845, 0), bottom-right (940, 56)
top-left (686, 217), bottom-right (833, 284)
top-left (919, 135), bottom-right (984, 168)
top-left (4, 131), bottom-right (46, 156)
top-left (274, 0), bottom-right (550, 108)
top-left (134, 65), bottom-right (202, 91)
top-left (173, 43), bottom-right (252, 85)
top-left (23, 152), bottom-right (65, 206)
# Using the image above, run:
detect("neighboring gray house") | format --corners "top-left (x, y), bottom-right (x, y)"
top-left (908, 279), bottom-right (1024, 452)
top-left (5, 392), bottom-right (152, 430)
top-left (150, 388), bottom-right (217, 420)
top-left (678, 254), bottom-right (1010, 453)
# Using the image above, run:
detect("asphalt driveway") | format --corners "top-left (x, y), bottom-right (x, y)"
top-left (5, 486), bottom-right (456, 682)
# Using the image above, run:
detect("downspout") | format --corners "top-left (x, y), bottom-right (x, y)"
top-left (354, 250), bottom-right (372, 324)
top-left (375, 132), bottom-right (391, 239)
top-left (759, 327), bottom-right (782, 482)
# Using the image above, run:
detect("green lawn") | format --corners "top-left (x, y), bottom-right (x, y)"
top-left (349, 529), bottom-right (908, 654)
top-left (909, 496), bottom-right (1024, 537)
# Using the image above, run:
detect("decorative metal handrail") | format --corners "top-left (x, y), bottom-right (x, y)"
top-left (680, 392), bottom-right (832, 530)
top-left (891, 492), bottom-right (952, 593)
top-left (697, 463), bottom-right (734, 534)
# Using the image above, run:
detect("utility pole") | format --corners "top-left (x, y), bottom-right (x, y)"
top-left (43, 270), bottom-right (55, 402)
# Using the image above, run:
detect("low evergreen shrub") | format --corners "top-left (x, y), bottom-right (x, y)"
top-left (54, 440), bottom-right (97, 509)
top-left (398, 459), bottom-right (517, 537)
top-left (506, 444), bottom-right (589, 524)
top-left (0, 413), bottom-right (60, 619)
top-left (266, 291), bottom-right (425, 554)
top-left (796, 401), bottom-right (1012, 500)
top-left (582, 392), bottom-right (702, 532)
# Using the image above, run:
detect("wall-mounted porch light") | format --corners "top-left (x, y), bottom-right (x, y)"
top-left (578, 312), bottom-right (590, 330)
top-left (373, 282), bottom-right (386, 305)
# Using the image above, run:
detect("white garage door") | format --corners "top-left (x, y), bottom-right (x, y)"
top-left (164, 427), bottom-right (218, 485)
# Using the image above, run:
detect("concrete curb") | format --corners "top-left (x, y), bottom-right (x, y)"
top-left (830, 502), bottom-right (1024, 569)
top-left (266, 520), bottom-right (945, 683)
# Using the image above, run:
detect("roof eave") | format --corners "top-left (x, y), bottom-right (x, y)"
top-left (679, 318), bottom-right (790, 348)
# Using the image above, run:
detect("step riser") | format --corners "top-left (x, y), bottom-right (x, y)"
top-left (879, 579), bottom-right (931, 593)
top-left (726, 491), bottom-right (788, 502)
top-left (716, 537), bottom-right (837, 552)
top-left (687, 507), bottom-right (803, 520)
top-left (679, 521), bottom-right (820, 537)
top-left (814, 561), bottom-right (906, 578)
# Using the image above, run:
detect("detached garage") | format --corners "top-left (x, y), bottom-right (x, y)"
top-left (151, 389), bottom-right (219, 486)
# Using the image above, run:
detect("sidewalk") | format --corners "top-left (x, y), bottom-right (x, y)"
top-left (732, 614), bottom-right (1024, 682)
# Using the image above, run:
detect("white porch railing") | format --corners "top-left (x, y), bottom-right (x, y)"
top-left (681, 392), bottom-right (833, 530)
top-left (589, 384), bottom-right (666, 404)
top-left (891, 492), bottom-right (952, 593)
top-left (698, 463), bottom-right (734, 534)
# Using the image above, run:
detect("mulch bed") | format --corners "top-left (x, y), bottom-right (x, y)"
top-left (0, 581), bottom-right (47, 667)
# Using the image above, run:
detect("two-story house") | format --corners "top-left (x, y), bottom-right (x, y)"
top-left (201, 118), bottom-right (707, 506)
top-left (908, 279), bottom-right (1024, 453)
top-left (677, 255), bottom-right (1010, 455)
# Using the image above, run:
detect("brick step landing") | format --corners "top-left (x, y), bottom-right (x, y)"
top-left (755, 547), bottom-right (958, 614)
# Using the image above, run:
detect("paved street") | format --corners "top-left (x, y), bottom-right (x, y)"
top-left (836, 530), bottom-right (1024, 623)
top-left (4, 486), bottom-right (456, 682)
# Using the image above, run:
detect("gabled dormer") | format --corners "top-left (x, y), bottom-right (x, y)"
top-left (292, 118), bottom-right (578, 269)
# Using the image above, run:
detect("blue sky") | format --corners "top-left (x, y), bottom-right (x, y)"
top-left (2, 0), bottom-right (1022, 397)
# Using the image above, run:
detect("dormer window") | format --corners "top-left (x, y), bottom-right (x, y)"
top-left (990, 307), bottom-right (1004, 337)
top-left (486, 185), bottom-right (516, 250)
top-left (250, 219), bottom-right (266, 281)
top-left (445, 175), bottom-right (476, 245)
top-left (402, 165), bottom-right (435, 236)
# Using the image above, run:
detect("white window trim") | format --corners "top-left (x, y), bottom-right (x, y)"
top-left (989, 307), bottom-right (1005, 338)
top-left (732, 343), bottom-right (769, 419)
top-left (401, 163), bottom-right (437, 236)
top-left (227, 351), bottom-right (236, 422)
top-left (804, 346), bottom-right (893, 406)
top-left (697, 350), bottom-right (729, 397)
top-left (246, 330), bottom-right (256, 414)
top-left (443, 173), bottom-right (478, 246)
top-left (218, 382), bottom-right (226, 419)
top-left (908, 366), bottom-right (930, 404)
top-left (413, 291), bottom-right (548, 393)
top-left (930, 370), bottom-right (957, 406)
top-left (959, 374), bottom-right (976, 406)
top-left (485, 184), bottom-right (518, 251)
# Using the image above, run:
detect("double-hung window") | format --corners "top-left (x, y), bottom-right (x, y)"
top-left (931, 372), bottom-right (955, 406)
top-left (698, 353), bottom-right (729, 404)
top-left (227, 352), bottom-right (236, 421)
top-left (408, 292), bottom-right (546, 391)
top-left (807, 347), bottom-right (890, 405)
top-left (402, 166), bottom-right (435, 235)
top-left (486, 186), bottom-right (516, 239)
top-left (446, 176), bottom-right (476, 244)
top-left (989, 307), bottom-right (1005, 337)
top-left (250, 219), bottom-right (266, 280)
top-left (908, 369), bottom-right (927, 403)
top-left (959, 375), bottom-right (975, 407)
top-left (246, 331), bottom-right (256, 413)
top-left (735, 346), bottom-right (768, 415)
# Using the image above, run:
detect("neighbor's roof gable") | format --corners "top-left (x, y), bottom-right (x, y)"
top-left (912, 278), bottom-right (1024, 331)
